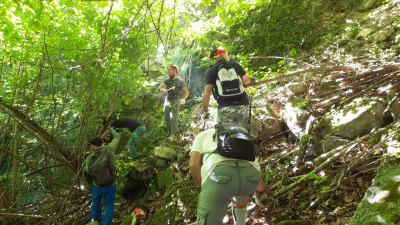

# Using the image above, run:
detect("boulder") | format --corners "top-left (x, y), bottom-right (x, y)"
top-left (276, 220), bottom-right (314, 225)
top-left (250, 114), bottom-right (283, 140)
top-left (330, 98), bottom-right (385, 139)
top-left (387, 139), bottom-right (400, 156)
top-left (131, 160), bottom-right (150, 173)
top-left (386, 125), bottom-right (400, 156)
top-left (154, 146), bottom-right (177, 160)
top-left (395, 34), bottom-right (400, 44)
top-left (321, 136), bottom-right (351, 152)
top-left (362, 0), bottom-right (384, 10)
top-left (389, 99), bottom-right (400, 121)
top-left (372, 27), bottom-right (395, 42)
top-left (281, 103), bottom-right (310, 138)
top-left (350, 165), bottom-right (400, 225)
top-left (285, 82), bottom-right (307, 96)
top-left (151, 158), bottom-right (168, 167)
top-left (358, 27), bottom-right (375, 39)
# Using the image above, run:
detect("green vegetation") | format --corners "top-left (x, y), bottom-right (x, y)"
top-left (0, 0), bottom-right (398, 224)
top-left (350, 165), bottom-right (400, 225)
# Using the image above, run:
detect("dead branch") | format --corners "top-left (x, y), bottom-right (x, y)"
top-left (1, 147), bottom-right (70, 188)
top-left (273, 125), bottom-right (393, 197)
top-left (250, 66), bottom-right (355, 87)
top-left (0, 212), bottom-right (43, 218)
top-left (26, 163), bottom-right (69, 177)
top-left (249, 56), bottom-right (315, 67)
top-left (0, 98), bottom-right (77, 173)
top-left (313, 68), bottom-right (396, 99)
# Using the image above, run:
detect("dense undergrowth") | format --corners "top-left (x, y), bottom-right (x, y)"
top-left (1, 0), bottom-right (399, 224)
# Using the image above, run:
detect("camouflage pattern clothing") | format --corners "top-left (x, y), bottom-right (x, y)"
top-left (217, 105), bottom-right (250, 131)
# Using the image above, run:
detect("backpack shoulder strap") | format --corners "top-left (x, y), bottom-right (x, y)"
top-left (216, 61), bottom-right (228, 70)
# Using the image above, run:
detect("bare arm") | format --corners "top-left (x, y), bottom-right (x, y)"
top-left (202, 84), bottom-right (213, 112)
top-left (159, 83), bottom-right (167, 90)
top-left (189, 151), bottom-right (202, 186)
top-left (242, 74), bottom-right (251, 87)
top-left (182, 86), bottom-right (190, 100)
top-left (256, 178), bottom-right (266, 195)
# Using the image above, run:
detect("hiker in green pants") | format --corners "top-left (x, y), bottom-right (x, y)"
top-left (159, 65), bottom-right (190, 137)
top-left (188, 125), bottom-right (267, 225)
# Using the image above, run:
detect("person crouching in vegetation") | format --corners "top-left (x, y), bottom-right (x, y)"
top-left (84, 126), bottom-right (120, 225)
top-left (104, 117), bottom-right (145, 160)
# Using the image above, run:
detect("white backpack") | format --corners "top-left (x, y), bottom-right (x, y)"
top-left (215, 62), bottom-right (245, 99)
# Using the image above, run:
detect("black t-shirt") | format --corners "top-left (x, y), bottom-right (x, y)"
top-left (163, 77), bottom-right (186, 101)
top-left (205, 60), bottom-right (249, 108)
top-left (110, 118), bottom-right (141, 132)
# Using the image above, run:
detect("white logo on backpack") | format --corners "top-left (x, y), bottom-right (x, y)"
top-left (215, 63), bottom-right (245, 98)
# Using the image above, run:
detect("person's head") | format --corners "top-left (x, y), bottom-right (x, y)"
top-left (210, 46), bottom-right (229, 61)
top-left (88, 137), bottom-right (103, 149)
top-left (167, 65), bottom-right (179, 79)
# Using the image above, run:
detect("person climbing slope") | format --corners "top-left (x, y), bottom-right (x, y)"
top-left (202, 46), bottom-right (252, 131)
top-left (84, 126), bottom-right (120, 225)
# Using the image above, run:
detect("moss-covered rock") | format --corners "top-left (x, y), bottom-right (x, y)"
top-left (276, 220), bottom-right (314, 225)
top-left (350, 165), bottom-right (400, 225)
top-left (154, 146), bottom-right (177, 160)
top-left (329, 98), bottom-right (385, 139)
top-left (146, 182), bottom-right (199, 225)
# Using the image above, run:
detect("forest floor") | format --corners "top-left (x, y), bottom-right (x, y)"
top-left (217, 134), bottom-right (374, 225)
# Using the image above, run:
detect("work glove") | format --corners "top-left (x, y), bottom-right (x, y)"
top-left (180, 98), bottom-right (186, 105)
top-left (255, 193), bottom-right (268, 208)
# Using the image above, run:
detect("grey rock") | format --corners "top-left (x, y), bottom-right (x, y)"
top-left (330, 98), bottom-right (385, 139)
top-left (154, 146), bottom-right (177, 160)
top-left (322, 136), bottom-right (351, 152)
top-left (285, 82), bottom-right (307, 96)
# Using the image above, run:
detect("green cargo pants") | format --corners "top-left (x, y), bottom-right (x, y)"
top-left (196, 162), bottom-right (260, 225)
top-left (164, 99), bottom-right (180, 136)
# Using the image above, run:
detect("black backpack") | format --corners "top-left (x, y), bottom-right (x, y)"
top-left (215, 62), bottom-right (245, 100)
top-left (213, 123), bottom-right (257, 161)
top-left (87, 147), bottom-right (116, 187)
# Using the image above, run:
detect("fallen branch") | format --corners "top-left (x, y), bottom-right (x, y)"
top-left (273, 125), bottom-right (393, 197)
top-left (0, 212), bottom-right (43, 218)
top-left (250, 66), bottom-right (354, 87)
top-left (1, 147), bottom-right (70, 188)
top-left (0, 98), bottom-right (77, 172)
top-left (249, 56), bottom-right (314, 67)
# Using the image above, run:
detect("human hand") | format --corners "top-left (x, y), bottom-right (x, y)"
top-left (180, 98), bottom-right (186, 105)
top-left (255, 193), bottom-right (268, 208)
